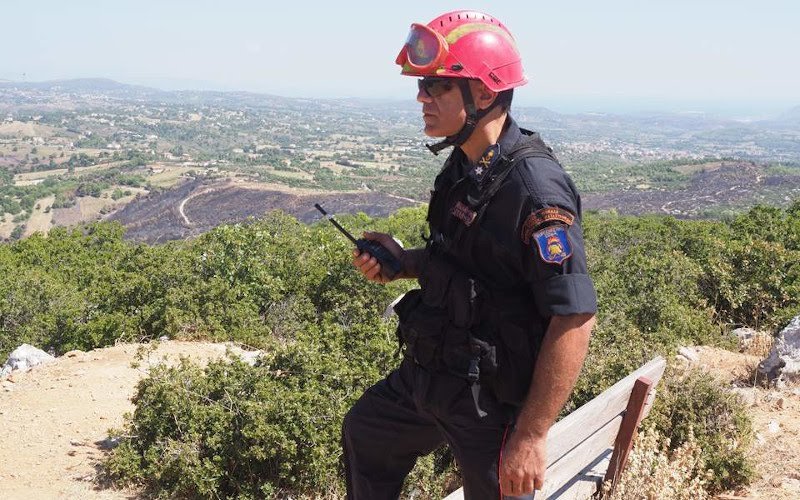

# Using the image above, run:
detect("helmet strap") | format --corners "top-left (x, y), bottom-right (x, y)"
top-left (425, 79), bottom-right (497, 155)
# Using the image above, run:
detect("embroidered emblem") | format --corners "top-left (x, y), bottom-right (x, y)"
top-left (469, 144), bottom-right (499, 183)
top-left (478, 149), bottom-right (494, 168)
top-left (451, 201), bottom-right (477, 226)
top-left (521, 207), bottom-right (576, 244)
top-left (533, 225), bottom-right (573, 265)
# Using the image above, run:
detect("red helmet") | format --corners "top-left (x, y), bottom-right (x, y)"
top-left (395, 10), bottom-right (528, 92)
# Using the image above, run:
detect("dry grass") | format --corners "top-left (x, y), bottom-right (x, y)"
top-left (13, 160), bottom-right (128, 185)
top-left (22, 195), bottom-right (55, 236)
top-left (602, 427), bottom-right (710, 500)
top-left (109, 186), bottom-right (149, 205)
top-left (77, 196), bottom-right (110, 220)
top-left (148, 166), bottom-right (196, 187)
top-left (690, 345), bottom-right (800, 499)
top-left (264, 165), bottom-right (313, 180)
top-left (0, 122), bottom-right (59, 137)
top-left (743, 332), bottom-right (775, 359)
top-left (691, 346), bottom-right (765, 387)
top-left (14, 168), bottom-right (69, 182)
top-left (14, 178), bottom-right (47, 186)
top-left (0, 212), bottom-right (15, 239)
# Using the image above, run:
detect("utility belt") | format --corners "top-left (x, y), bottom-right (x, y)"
top-left (393, 252), bottom-right (543, 414)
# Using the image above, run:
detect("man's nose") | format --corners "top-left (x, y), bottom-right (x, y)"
top-left (416, 86), bottom-right (432, 103)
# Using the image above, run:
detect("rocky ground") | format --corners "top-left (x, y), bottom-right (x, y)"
top-left (687, 345), bottom-right (800, 499)
top-left (0, 340), bottom-right (797, 499)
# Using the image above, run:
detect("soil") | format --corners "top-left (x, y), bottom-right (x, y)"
top-left (108, 178), bottom-right (420, 244)
top-left (0, 342), bottom-right (797, 499)
top-left (582, 162), bottom-right (800, 217)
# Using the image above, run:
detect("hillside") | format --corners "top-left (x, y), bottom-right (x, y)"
top-left (2, 79), bottom-right (799, 243)
top-left (582, 161), bottom-right (800, 217)
top-left (107, 178), bottom-right (418, 243)
top-left (1, 342), bottom-right (798, 499)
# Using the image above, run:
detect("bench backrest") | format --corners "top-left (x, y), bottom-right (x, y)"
top-left (443, 356), bottom-right (667, 500)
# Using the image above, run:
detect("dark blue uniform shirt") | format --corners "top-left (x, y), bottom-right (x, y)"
top-left (428, 116), bottom-right (597, 319)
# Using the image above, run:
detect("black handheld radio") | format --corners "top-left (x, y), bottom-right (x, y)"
top-left (314, 204), bottom-right (404, 280)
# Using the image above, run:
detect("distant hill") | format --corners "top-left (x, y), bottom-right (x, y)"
top-left (0, 78), bottom-right (307, 108)
top-left (0, 78), bottom-right (156, 94)
top-left (778, 105), bottom-right (800, 124)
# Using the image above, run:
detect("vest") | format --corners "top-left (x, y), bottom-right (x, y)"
top-left (394, 129), bottom-right (561, 410)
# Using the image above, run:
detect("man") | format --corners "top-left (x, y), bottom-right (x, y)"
top-left (344, 10), bottom-right (597, 499)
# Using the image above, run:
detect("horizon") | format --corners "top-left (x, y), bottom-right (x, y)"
top-left (2, 76), bottom-right (796, 119)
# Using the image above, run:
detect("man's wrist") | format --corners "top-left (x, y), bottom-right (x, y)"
top-left (399, 248), bottom-right (424, 279)
top-left (512, 423), bottom-right (548, 442)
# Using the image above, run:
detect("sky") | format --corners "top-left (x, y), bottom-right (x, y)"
top-left (1, 0), bottom-right (799, 114)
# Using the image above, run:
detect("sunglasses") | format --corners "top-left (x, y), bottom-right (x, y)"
top-left (418, 77), bottom-right (457, 98)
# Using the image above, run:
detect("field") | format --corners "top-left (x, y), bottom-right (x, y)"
top-left (0, 212), bottom-right (14, 239)
top-left (12, 160), bottom-right (127, 186)
top-left (0, 122), bottom-right (60, 138)
top-left (147, 165), bottom-right (199, 188)
top-left (22, 195), bottom-right (55, 236)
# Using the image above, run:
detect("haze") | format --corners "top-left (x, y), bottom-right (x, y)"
top-left (1, 0), bottom-right (798, 115)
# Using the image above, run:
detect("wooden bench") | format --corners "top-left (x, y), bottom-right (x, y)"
top-left (443, 357), bottom-right (667, 500)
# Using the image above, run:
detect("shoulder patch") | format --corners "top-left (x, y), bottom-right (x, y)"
top-left (521, 207), bottom-right (575, 244)
top-left (532, 224), bottom-right (573, 265)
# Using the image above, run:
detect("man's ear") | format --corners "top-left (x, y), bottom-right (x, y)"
top-left (473, 81), bottom-right (498, 111)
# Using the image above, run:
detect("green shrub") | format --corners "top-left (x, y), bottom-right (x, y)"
top-left (103, 305), bottom-right (405, 498)
top-left (104, 356), bottom-right (348, 499)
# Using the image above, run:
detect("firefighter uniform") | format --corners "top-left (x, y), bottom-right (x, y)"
top-left (343, 117), bottom-right (597, 499)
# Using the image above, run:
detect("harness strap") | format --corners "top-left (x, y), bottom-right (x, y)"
top-left (438, 132), bottom-right (559, 254)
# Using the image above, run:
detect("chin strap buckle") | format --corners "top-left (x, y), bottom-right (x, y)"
top-left (425, 141), bottom-right (451, 155)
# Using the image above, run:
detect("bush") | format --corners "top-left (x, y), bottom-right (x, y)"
top-left (104, 356), bottom-right (348, 499)
top-left (5, 203), bottom-right (794, 496)
top-left (103, 310), bottom-right (402, 498)
top-left (646, 367), bottom-right (755, 493)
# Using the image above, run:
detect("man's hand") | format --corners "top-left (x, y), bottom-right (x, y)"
top-left (499, 431), bottom-right (546, 497)
top-left (352, 231), bottom-right (406, 284)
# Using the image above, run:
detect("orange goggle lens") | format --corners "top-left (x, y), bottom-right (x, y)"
top-left (398, 23), bottom-right (447, 71)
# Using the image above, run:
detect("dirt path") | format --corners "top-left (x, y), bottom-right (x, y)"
top-left (0, 341), bottom-right (256, 500)
top-left (178, 185), bottom-right (224, 226)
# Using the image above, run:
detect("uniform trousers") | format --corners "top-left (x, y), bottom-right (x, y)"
top-left (342, 358), bottom-right (532, 500)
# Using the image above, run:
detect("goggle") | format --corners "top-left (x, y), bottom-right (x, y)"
top-left (417, 77), bottom-right (457, 98)
top-left (396, 23), bottom-right (449, 72)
